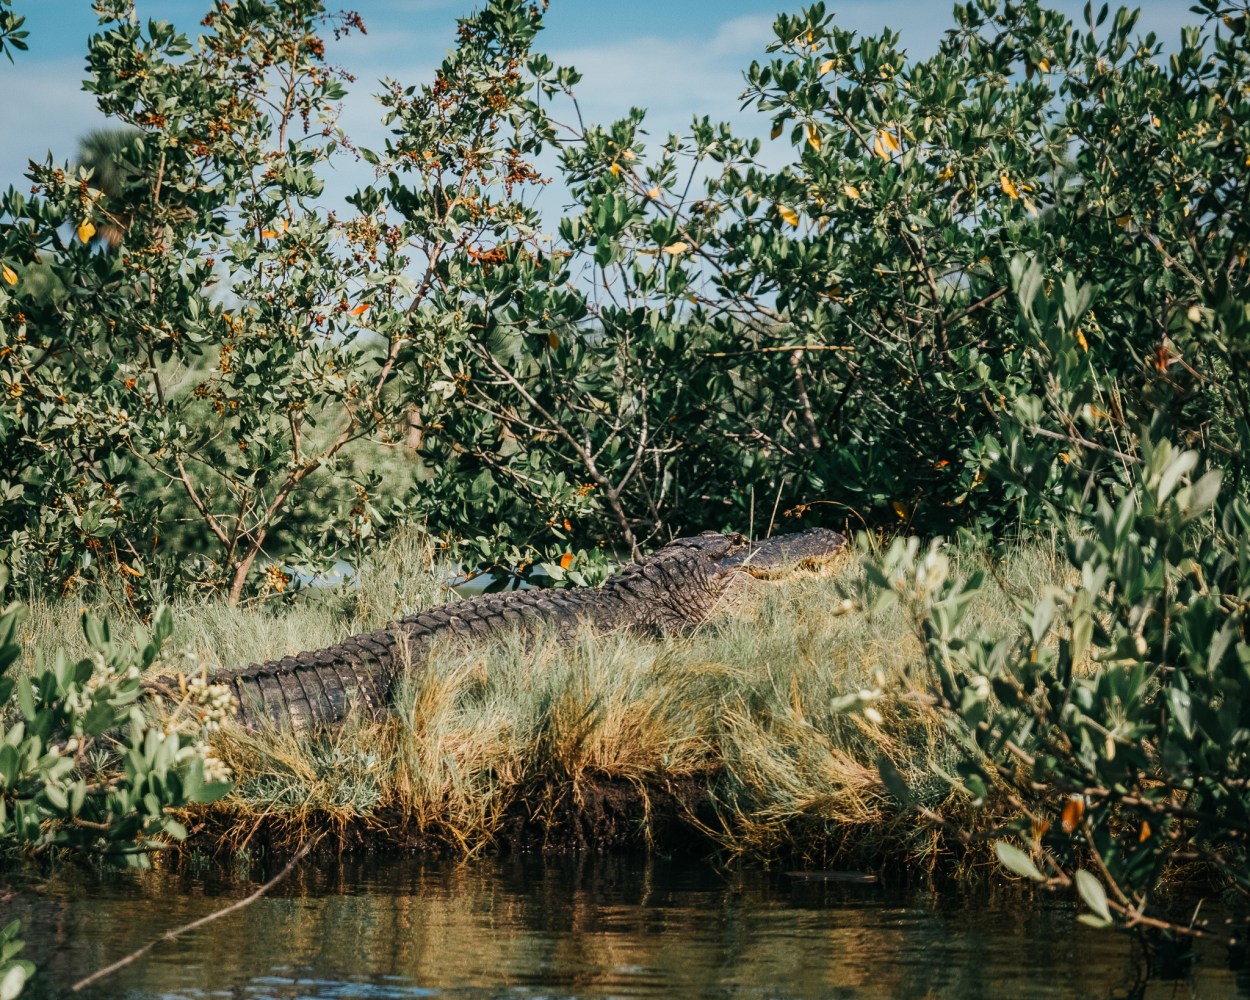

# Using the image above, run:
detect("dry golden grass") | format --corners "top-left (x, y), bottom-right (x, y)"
top-left (21, 532), bottom-right (1069, 864)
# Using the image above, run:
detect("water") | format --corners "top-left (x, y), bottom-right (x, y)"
top-left (7, 853), bottom-right (1247, 999)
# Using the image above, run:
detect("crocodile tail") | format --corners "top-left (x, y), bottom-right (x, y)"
top-left (216, 630), bottom-right (400, 728)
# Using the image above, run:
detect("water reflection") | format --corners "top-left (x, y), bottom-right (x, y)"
top-left (7, 853), bottom-right (1245, 999)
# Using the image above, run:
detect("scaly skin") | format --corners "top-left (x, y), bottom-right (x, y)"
top-left (194, 528), bottom-right (845, 729)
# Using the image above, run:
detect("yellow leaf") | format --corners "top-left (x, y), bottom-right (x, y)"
top-left (609, 162), bottom-right (621, 177)
top-left (937, 164), bottom-right (955, 182)
top-left (843, 184), bottom-right (860, 199)
top-left (621, 149), bottom-right (636, 161)
top-left (351, 303), bottom-right (370, 316)
top-left (771, 122), bottom-right (784, 140)
top-left (818, 58), bottom-right (835, 75)
top-left (1115, 213), bottom-right (1132, 227)
top-left (1152, 115), bottom-right (1161, 127)
top-left (1075, 327), bottom-right (1089, 351)
top-left (647, 186), bottom-right (661, 199)
top-left (1000, 174), bottom-right (1019, 199)
top-left (1139, 820), bottom-right (1152, 842)
top-left (890, 501), bottom-right (909, 520)
top-left (1, 264), bottom-right (16, 286)
top-left (806, 125), bottom-right (822, 152)
top-left (1037, 57), bottom-right (1050, 72)
top-left (77, 220), bottom-right (96, 243)
top-left (873, 129), bottom-right (900, 159)
top-left (261, 229), bottom-right (278, 239)
top-left (777, 205), bottom-right (800, 227)
top-left (559, 552), bottom-right (574, 570)
top-left (548, 332), bottom-right (559, 349)
top-left (662, 241), bottom-right (690, 255)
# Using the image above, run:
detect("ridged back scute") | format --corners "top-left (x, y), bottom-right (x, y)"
top-left (597, 531), bottom-right (752, 633)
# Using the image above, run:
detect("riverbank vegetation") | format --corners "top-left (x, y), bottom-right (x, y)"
top-left (3, 0), bottom-right (1250, 988)
top-left (17, 532), bottom-right (1064, 867)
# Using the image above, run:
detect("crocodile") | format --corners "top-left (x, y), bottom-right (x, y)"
top-left (173, 528), bottom-right (845, 730)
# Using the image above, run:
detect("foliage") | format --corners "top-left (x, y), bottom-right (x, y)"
top-left (0, 0), bottom-right (420, 605)
top-left (353, 0), bottom-right (1250, 562)
top-left (0, 579), bottom-right (232, 993)
top-left (5, 0), bottom-right (1250, 601)
top-left (854, 266), bottom-right (1250, 952)
top-left (0, 0), bottom-right (25, 63)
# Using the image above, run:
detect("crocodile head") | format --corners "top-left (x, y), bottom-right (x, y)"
top-left (609, 527), bottom-right (847, 633)
top-left (721, 527), bottom-right (848, 579)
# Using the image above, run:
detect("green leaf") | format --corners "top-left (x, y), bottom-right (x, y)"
top-left (44, 783), bottom-right (68, 812)
top-left (1074, 869), bottom-right (1112, 922)
top-left (0, 962), bottom-right (29, 1000)
top-left (1168, 688), bottom-right (1195, 740)
top-left (1157, 449), bottom-right (1198, 505)
top-left (196, 780), bottom-right (233, 804)
top-left (14, 679), bottom-right (33, 721)
top-left (994, 841), bottom-right (1045, 882)
top-left (876, 755), bottom-right (914, 806)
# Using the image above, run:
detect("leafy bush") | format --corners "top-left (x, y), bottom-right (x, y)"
top-left (0, 580), bottom-right (231, 993)
top-left (4, 0), bottom-right (1250, 600)
top-left (854, 263), bottom-right (1250, 955)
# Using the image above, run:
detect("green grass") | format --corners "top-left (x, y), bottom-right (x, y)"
top-left (19, 531), bottom-right (1070, 865)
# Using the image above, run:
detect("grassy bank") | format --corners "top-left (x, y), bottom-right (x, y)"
top-left (20, 532), bottom-right (1069, 867)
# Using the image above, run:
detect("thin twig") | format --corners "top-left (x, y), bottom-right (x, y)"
top-left (71, 837), bottom-right (320, 993)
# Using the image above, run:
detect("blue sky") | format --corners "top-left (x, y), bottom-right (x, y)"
top-left (2, 0), bottom-right (1203, 206)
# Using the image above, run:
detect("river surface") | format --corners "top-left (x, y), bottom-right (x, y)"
top-left (7, 852), bottom-right (1249, 999)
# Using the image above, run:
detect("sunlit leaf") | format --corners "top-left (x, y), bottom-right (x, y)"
top-left (873, 129), bottom-right (900, 159)
top-left (819, 58), bottom-right (835, 75)
top-left (995, 841), bottom-right (1045, 882)
top-left (0, 964), bottom-right (29, 1000)
top-left (1075, 870), bottom-right (1112, 922)
top-left (662, 241), bottom-right (690, 255)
